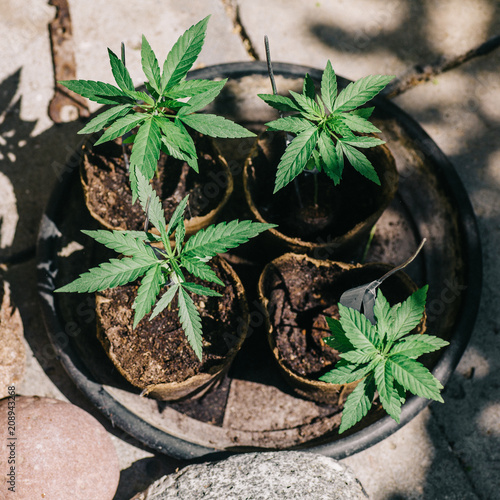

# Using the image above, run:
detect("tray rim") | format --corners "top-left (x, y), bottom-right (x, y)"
top-left (36, 60), bottom-right (482, 461)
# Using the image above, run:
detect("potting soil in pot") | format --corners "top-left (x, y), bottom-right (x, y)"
top-left (96, 259), bottom-right (242, 388)
top-left (81, 134), bottom-right (228, 230)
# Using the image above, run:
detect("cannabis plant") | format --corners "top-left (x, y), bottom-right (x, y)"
top-left (55, 171), bottom-right (274, 360)
top-left (319, 286), bottom-right (449, 433)
top-left (258, 61), bottom-right (394, 193)
top-left (60, 16), bottom-right (255, 200)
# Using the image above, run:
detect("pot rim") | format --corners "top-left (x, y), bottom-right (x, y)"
top-left (36, 60), bottom-right (482, 461)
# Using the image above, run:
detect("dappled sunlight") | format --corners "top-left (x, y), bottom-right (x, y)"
top-left (425, 0), bottom-right (495, 56)
top-left (478, 403), bottom-right (500, 437)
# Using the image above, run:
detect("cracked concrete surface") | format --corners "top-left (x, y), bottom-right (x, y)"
top-left (1, 1), bottom-right (499, 498)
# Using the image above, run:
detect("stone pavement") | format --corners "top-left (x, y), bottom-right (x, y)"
top-left (1, 0), bottom-right (499, 498)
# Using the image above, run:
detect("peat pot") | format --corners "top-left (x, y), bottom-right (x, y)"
top-left (243, 131), bottom-right (398, 258)
top-left (258, 253), bottom-right (425, 405)
top-left (80, 133), bottom-right (233, 237)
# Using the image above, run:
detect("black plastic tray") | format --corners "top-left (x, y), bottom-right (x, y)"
top-left (37, 62), bottom-right (482, 460)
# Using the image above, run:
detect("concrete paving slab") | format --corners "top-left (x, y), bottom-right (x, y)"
top-left (392, 46), bottom-right (500, 500)
top-left (68, 0), bottom-right (251, 113)
top-left (342, 408), bottom-right (478, 500)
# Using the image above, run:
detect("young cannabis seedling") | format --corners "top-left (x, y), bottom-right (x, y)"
top-left (60, 16), bottom-right (255, 200)
top-left (319, 286), bottom-right (449, 434)
top-left (258, 61), bottom-right (394, 193)
top-left (55, 171), bottom-right (275, 360)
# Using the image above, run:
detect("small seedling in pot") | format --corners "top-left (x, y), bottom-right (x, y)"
top-left (60, 16), bottom-right (255, 201)
top-left (55, 171), bottom-right (275, 360)
top-left (319, 286), bottom-right (449, 433)
top-left (258, 60), bottom-right (394, 194)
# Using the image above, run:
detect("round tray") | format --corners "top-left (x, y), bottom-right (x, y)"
top-left (37, 61), bottom-right (482, 460)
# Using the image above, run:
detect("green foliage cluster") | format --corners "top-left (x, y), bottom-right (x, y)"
top-left (61, 16), bottom-right (254, 201)
top-left (319, 286), bottom-right (449, 433)
top-left (56, 171), bottom-right (274, 359)
top-left (258, 61), bottom-right (394, 193)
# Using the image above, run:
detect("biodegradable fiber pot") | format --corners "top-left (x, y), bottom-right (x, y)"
top-left (258, 253), bottom-right (425, 404)
top-left (244, 131), bottom-right (398, 258)
top-left (80, 134), bottom-right (233, 237)
top-left (95, 256), bottom-right (248, 401)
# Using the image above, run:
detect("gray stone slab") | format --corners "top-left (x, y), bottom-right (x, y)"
top-left (236, 0), bottom-right (500, 79)
top-left (392, 46), bottom-right (500, 500)
top-left (132, 451), bottom-right (368, 500)
top-left (342, 408), bottom-right (478, 500)
top-left (68, 0), bottom-right (250, 113)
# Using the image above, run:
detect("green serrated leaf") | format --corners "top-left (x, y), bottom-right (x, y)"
top-left (94, 112), bottom-right (146, 146)
top-left (336, 140), bottom-right (344, 175)
top-left (321, 60), bottom-right (337, 112)
top-left (352, 106), bottom-right (374, 119)
top-left (178, 80), bottom-right (227, 114)
top-left (334, 74), bottom-right (394, 112)
top-left (338, 373), bottom-right (376, 434)
top-left (389, 286), bottom-right (428, 342)
top-left (78, 105), bottom-right (133, 135)
top-left (338, 142), bottom-right (380, 185)
top-left (319, 359), bottom-right (375, 384)
top-left (133, 264), bottom-right (164, 327)
top-left (130, 117), bottom-right (162, 181)
top-left (340, 113), bottom-right (381, 134)
top-left (374, 359), bottom-right (401, 422)
top-left (324, 317), bottom-right (354, 352)
top-left (265, 116), bottom-right (314, 134)
top-left (162, 16), bottom-right (210, 92)
top-left (182, 282), bottom-right (221, 297)
top-left (390, 335), bottom-right (449, 359)
top-left (338, 303), bottom-right (379, 351)
top-left (167, 195), bottom-right (189, 238)
top-left (180, 256), bottom-right (224, 287)
top-left (318, 130), bottom-right (341, 184)
top-left (342, 136), bottom-right (385, 148)
top-left (141, 35), bottom-right (161, 93)
top-left (55, 257), bottom-right (153, 293)
top-left (341, 349), bottom-right (378, 364)
top-left (168, 79), bottom-right (227, 98)
top-left (157, 118), bottom-right (197, 158)
top-left (108, 48), bottom-right (134, 92)
top-left (81, 230), bottom-right (157, 261)
top-left (274, 127), bottom-right (319, 193)
top-left (175, 219), bottom-right (186, 254)
top-left (59, 79), bottom-right (133, 105)
top-left (388, 354), bottom-right (444, 402)
top-left (135, 170), bottom-right (168, 244)
top-left (373, 289), bottom-right (393, 342)
top-left (178, 286), bottom-right (203, 360)
top-left (183, 220), bottom-right (276, 259)
top-left (257, 93), bottom-right (301, 113)
top-left (150, 283), bottom-right (179, 320)
top-left (289, 89), bottom-right (323, 119)
top-left (179, 113), bottom-right (255, 139)
top-left (124, 90), bottom-right (155, 106)
top-left (303, 73), bottom-right (316, 100)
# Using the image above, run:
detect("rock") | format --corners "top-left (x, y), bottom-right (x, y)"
top-left (132, 451), bottom-right (368, 499)
top-left (0, 280), bottom-right (25, 398)
top-left (0, 396), bottom-right (120, 499)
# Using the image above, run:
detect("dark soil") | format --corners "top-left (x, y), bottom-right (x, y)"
top-left (264, 257), bottom-right (417, 378)
top-left (247, 131), bottom-right (389, 239)
top-left (96, 258), bottom-right (242, 387)
top-left (81, 134), bottom-right (228, 230)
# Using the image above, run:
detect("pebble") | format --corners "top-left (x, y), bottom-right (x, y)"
top-left (0, 396), bottom-right (120, 499)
